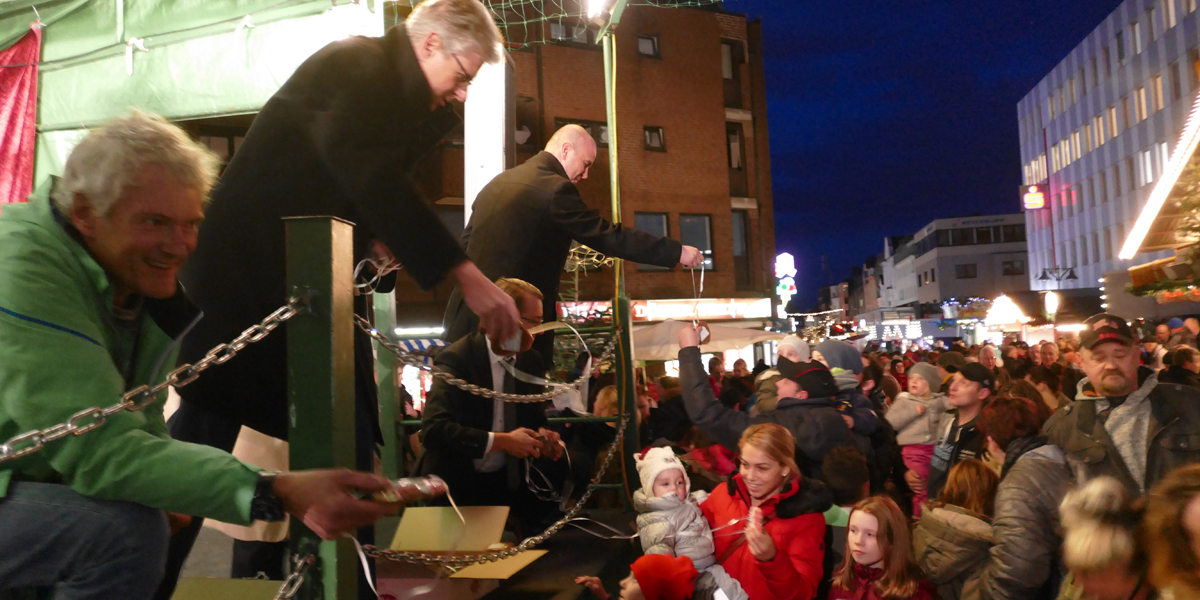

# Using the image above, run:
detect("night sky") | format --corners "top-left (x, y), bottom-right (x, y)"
top-left (722, 0), bottom-right (1125, 309)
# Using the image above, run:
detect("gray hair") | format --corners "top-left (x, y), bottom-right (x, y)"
top-left (51, 112), bottom-right (220, 216)
top-left (406, 0), bottom-right (503, 65)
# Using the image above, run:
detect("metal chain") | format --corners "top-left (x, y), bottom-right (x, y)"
top-left (356, 316), bottom-right (617, 404)
top-left (362, 414), bottom-right (630, 567)
top-left (0, 297), bottom-right (307, 464)
top-left (274, 553), bottom-right (315, 600)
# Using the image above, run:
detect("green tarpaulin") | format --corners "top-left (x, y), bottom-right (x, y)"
top-left (0, 0), bottom-right (381, 180)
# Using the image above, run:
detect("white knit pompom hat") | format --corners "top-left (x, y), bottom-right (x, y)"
top-left (635, 446), bottom-right (690, 496)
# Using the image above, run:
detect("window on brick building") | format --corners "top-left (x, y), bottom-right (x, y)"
top-left (635, 212), bottom-right (671, 271)
top-left (550, 22), bottom-right (593, 45)
top-left (554, 118), bottom-right (608, 148)
top-left (638, 35), bottom-right (660, 59)
top-left (644, 126), bottom-right (666, 152)
top-left (955, 264), bottom-right (978, 279)
top-left (727, 122), bottom-right (748, 196)
top-left (680, 214), bottom-right (714, 269)
top-left (732, 210), bottom-right (752, 290)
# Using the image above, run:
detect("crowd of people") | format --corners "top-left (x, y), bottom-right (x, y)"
top-left (563, 312), bottom-right (1200, 600)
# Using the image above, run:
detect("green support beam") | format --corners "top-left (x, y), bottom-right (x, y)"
top-left (285, 216), bottom-right (359, 600)
top-left (372, 291), bottom-right (401, 481)
top-left (603, 28), bottom-right (640, 504)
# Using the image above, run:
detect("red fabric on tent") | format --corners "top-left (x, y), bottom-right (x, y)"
top-left (0, 26), bottom-right (40, 208)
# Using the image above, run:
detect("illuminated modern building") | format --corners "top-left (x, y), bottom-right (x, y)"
top-left (1016, 0), bottom-right (1200, 294)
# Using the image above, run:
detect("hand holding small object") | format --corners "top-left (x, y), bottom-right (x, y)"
top-left (744, 507), bottom-right (776, 561)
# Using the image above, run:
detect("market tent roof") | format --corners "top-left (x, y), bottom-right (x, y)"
top-left (1004, 290), bottom-right (1103, 326)
top-left (4, 0), bottom-right (378, 180)
top-left (632, 319), bottom-right (783, 361)
top-left (1121, 88), bottom-right (1200, 258)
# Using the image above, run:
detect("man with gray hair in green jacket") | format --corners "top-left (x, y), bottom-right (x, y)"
top-left (0, 113), bottom-right (395, 598)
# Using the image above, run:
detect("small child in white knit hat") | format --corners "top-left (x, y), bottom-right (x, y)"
top-left (633, 447), bottom-right (747, 600)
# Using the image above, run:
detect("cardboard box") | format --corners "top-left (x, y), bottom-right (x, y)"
top-left (377, 506), bottom-right (546, 600)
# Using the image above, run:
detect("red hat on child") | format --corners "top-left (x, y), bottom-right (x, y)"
top-left (630, 554), bottom-right (697, 600)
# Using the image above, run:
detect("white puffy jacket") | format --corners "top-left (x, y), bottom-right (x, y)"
top-left (633, 488), bottom-right (715, 570)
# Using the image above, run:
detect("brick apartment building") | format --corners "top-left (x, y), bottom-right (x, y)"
top-left (388, 2), bottom-right (779, 335)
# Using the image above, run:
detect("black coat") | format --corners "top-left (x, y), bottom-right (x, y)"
top-left (178, 25), bottom-right (466, 438)
top-left (417, 332), bottom-right (547, 483)
top-left (442, 151), bottom-right (682, 343)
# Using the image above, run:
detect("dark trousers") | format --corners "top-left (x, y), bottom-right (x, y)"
top-left (153, 401), bottom-right (378, 600)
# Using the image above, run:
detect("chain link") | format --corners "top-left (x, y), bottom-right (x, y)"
top-left (361, 414), bottom-right (629, 567)
top-left (0, 297), bottom-right (307, 464)
top-left (356, 316), bottom-right (617, 404)
top-left (274, 553), bottom-right (315, 600)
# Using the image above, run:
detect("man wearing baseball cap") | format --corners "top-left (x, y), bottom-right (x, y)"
top-left (922, 362), bottom-right (995, 500)
top-left (676, 325), bottom-right (858, 480)
top-left (1045, 313), bottom-right (1200, 494)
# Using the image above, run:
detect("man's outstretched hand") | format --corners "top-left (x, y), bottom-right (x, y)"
top-left (273, 469), bottom-right (396, 540)
top-left (680, 246), bottom-right (704, 269)
top-left (452, 261), bottom-right (520, 344)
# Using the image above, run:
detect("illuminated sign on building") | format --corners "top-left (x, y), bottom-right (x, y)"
top-left (559, 298), bottom-right (772, 322)
top-left (775, 253), bottom-right (797, 319)
top-left (1021, 185), bottom-right (1046, 210)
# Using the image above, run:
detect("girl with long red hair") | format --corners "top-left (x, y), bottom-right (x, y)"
top-left (830, 496), bottom-right (936, 600)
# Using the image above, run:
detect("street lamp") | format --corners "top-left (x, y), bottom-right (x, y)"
top-left (1037, 267), bottom-right (1078, 282)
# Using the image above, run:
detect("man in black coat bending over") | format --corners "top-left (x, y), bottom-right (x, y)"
top-left (442, 124), bottom-right (704, 356)
top-left (159, 0), bottom-right (521, 595)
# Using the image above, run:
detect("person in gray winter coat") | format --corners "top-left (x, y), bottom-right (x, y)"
top-left (633, 447), bottom-right (716, 570)
top-left (975, 397), bottom-right (1071, 600)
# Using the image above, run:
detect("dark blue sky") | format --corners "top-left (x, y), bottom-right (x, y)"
top-left (722, 0), bottom-right (1124, 309)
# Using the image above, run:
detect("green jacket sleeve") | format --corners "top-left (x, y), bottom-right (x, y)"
top-left (0, 230), bottom-right (258, 524)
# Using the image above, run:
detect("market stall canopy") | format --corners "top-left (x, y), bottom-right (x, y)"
top-left (632, 319), bottom-right (784, 361)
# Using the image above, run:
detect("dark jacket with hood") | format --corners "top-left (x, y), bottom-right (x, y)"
top-left (975, 436), bottom-right (1070, 600)
top-left (1043, 367), bottom-right (1200, 494)
top-left (178, 25), bottom-right (464, 439)
top-left (679, 347), bottom-right (856, 479)
top-left (701, 474), bottom-right (833, 600)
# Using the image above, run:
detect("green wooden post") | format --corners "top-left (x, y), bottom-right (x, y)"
top-left (602, 25), bottom-right (639, 504)
top-left (372, 291), bottom-right (400, 481)
top-left (285, 216), bottom-right (358, 600)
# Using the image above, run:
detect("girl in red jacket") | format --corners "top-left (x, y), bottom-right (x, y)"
top-left (700, 423), bottom-right (832, 600)
top-left (830, 496), bottom-right (935, 600)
